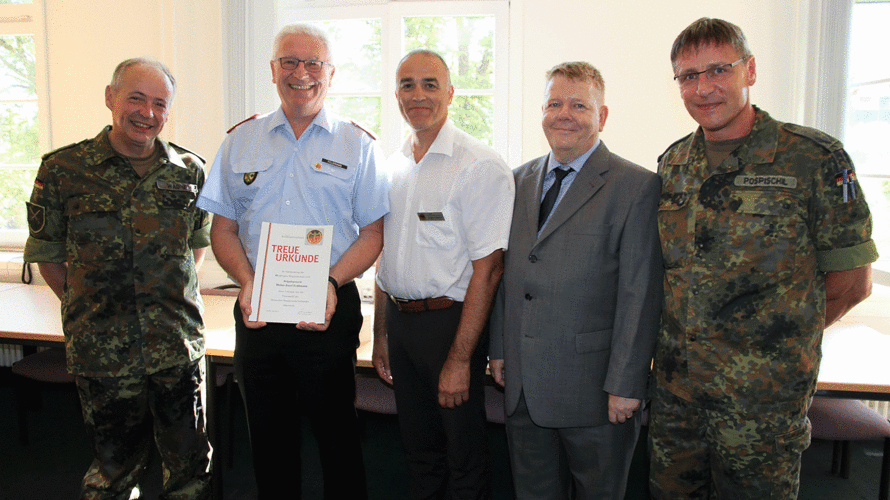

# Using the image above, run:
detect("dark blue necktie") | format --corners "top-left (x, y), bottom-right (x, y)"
top-left (538, 167), bottom-right (572, 230)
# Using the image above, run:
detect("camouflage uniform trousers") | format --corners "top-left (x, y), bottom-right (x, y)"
top-left (74, 360), bottom-right (212, 500)
top-left (648, 383), bottom-right (811, 500)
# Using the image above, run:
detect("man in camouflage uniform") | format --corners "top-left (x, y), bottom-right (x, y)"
top-left (649, 18), bottom-right (878, 499)
top-left (23, 57), bottom-right (212, 499)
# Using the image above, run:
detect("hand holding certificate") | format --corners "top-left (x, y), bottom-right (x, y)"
top-left (249, 222), bottom-right (333, 324)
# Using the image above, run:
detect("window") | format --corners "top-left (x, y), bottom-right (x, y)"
top-left (232, 0), bottom-right (510, 160)
top-left (843, 0), bottom-right (890, 284)
top-left (0, 0), bottom-right (48, 249)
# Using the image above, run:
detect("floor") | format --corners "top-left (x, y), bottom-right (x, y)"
top-left (0, 370), bottom-right (886, 500)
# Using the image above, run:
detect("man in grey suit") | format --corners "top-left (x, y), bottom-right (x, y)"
top-left (489, 61), bottom-right (663, 499)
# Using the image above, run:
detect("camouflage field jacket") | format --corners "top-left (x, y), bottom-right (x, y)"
top-left (655, 108), bottom-right (878, 413)
top-left (24, 127), bottom-right (211, 377)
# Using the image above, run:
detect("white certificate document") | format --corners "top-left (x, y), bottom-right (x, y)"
top-left (249, 222), bottom-right (333, 324)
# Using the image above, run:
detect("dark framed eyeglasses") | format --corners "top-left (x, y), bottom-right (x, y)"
top-left (276, 57), bottom-right (331, 73)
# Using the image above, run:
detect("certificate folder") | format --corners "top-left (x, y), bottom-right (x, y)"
top-left (249, 222), bottom-right (333, 324)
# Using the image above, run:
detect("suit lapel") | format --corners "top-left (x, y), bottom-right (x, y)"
top-left (519, 155), bottom-right (548, 237)
top-left (536, 143), bottom-right (610, 243)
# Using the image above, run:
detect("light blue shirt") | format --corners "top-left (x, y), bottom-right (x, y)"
top-left (197, 107), bottom-right (390, 270)
top-left (538, 140), bottom-right (600, 233)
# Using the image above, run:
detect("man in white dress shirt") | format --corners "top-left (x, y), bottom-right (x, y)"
top-left (373, 49), bottom-right (515, 500)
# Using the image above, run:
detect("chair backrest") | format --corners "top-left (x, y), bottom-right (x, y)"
top-left (808, 397), bottom-right (890, 441)
top-left (11, 348), bottom-right (74, 384)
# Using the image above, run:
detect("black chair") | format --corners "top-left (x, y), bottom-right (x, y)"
top-left (11, 347), bottom-right (74, 445)
top-left (808, 397), bottom-right (890, 500)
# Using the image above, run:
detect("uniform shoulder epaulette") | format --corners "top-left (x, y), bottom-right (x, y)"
top-left (168, 142), bottom-right (206, 164)
top-left (227, 114), bottom-right (258, 134)
top-left (657, 132), bottom-right (694, 163)
top-left (350, 120), bottom-right (377, 140)
top-left (781, 122), bottom-right (843, 153)
top-left (40, 139), bottom-right (87, 161)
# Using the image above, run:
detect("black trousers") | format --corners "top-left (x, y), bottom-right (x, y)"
top-left (233, 282), bottom-right (367, 500)
top-left (386, 299), bottom-right (492, 500)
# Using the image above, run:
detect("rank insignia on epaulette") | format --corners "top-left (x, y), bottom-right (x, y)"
top-left (26, 202), bottom-right (45, 235)
top-left (835, 169), bottom-right (857, 203)
top-left (244, 172), bottom-right (258, 185)
top-left (227, 114), bottom-right (258, 134)
top-left (314, 162), bottom-right (323, 171)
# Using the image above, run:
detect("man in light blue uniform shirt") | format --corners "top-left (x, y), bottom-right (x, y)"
top-left (197, 23), bottom-right (389, 499)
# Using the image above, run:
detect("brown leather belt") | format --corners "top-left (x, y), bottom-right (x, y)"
top-left (389, 294), bottom-right (455, 313)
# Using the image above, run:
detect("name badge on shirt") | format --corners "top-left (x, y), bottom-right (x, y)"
top-left (156, 180), bottom-right (198, 193)
top-left (322, 158), bottom-right (348, 170)
top-left (417, 212), bottom-right (445, 221)
top-left (733, 175), bottom-right (798, 189)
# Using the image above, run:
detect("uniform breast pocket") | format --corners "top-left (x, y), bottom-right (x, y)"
top-left (725, 190), bottom-right (806, 275)
top-left (158, 190), bottom-right (197, 210)
top-left (66, 196), bottom-right (126, 262)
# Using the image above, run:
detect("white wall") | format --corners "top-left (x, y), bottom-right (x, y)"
top-left (514, 0), bottom-right (809, 168)
top-left (44, 0), bottom-right (225, 162)
top-left (40, 0), bottom-right (812, 169)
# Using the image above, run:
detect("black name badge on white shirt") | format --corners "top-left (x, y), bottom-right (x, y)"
top-left (417, 212), bottom-right (445, 221)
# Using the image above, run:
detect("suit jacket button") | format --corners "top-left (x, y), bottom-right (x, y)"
top-left (525, 294), bottom-right (532, 300)
top-left (528, 255), bottom-right (537, 263)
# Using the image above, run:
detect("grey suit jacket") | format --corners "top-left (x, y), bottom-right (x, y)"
top-left (490, 141), bottom-right (663, 428)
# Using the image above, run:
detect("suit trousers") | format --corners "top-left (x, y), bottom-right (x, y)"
top-left (506, 392), bottom-right (640, 500)
top-left (385, 299), bottom-right (492, 500)
top-left (233, 282), bottom-right (367, 500)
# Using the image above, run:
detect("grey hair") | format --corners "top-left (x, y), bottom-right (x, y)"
top-left (109, 57), bottom-right (176, 96)
top-left (272, 23), bottom-right (334, 64)
top-left (397, 49), bottom-right (451, 86)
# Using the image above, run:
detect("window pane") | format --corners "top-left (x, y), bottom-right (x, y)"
top-left (0, 101), bottom-right (38, 166)
top-left (844, 1), bottom-right (890, 270)
top-left (452, 95), bottom-right (493, 146)
top-left (327, 96), bottom-right (381, 137)
top-left (403, 16), bottom-right (495, 91)
top-left (311, 19), bottom-right (382, 94)
top-left (0, 34), bottom-right (38, 233)
top-left (0, 168), bottom-right (36, 231)
top-left (0, 35), bottom-right (36, 101)
top-left (402, 16), bottom-right (495, 144)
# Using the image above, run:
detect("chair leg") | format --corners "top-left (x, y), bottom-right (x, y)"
top-left (225, 373), bottom-right (236, 470)
top-left (13, 374), bottom-right (29, 446)
top-left (840, 440), bottom-right (852, 479)
top-left (832, 440), bottom-right (843, 475)
top-left (879, 436), bottom-right (889, 500)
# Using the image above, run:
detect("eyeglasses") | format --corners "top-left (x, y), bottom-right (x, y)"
top-left (673, 58), bottom-right (746, 88)
top-left (276, 57), bottom-right (330, 73)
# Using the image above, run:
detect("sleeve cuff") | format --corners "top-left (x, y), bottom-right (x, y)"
top-left (816, 240), bottom-right (879, 272)
top-left (23, 237), bottom-right (66, 263)
top-left (189, 224), bottom-right (212, 249)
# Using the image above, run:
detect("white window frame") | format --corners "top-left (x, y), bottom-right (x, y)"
top-left (225, 0), bottom-right (517, 163)
top-left (0, 0), bottom-right (50, 250)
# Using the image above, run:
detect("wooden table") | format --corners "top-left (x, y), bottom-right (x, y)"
top-left (816, 323), bottom-right (890, 401)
